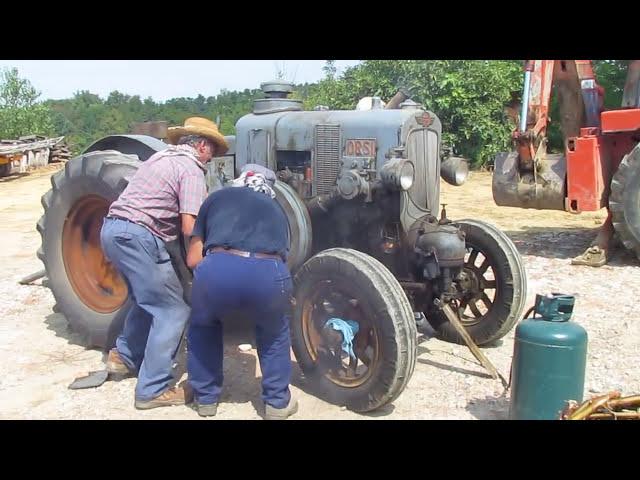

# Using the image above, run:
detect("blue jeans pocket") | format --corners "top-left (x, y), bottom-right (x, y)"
top-left (114, 232), bottom-right (133, 242)
top-left (154, 238), bottom-right (172, 264)
top-left (274, 274), bottom-right (294, 311)
top-left (132, 233), bottom-right (157, 262)
top-left (272, 260), bottom-right (292, 293)
top-left (275, 276), bottom-right (293, 295)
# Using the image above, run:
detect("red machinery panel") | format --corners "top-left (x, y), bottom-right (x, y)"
top-left (601, 109), bottom-right (640, 133)
top-left (565, 130), bottom-right (607, 212)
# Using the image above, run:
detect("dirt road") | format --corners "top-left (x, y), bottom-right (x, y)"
top-left (1, 166), bottom-right (638, 419)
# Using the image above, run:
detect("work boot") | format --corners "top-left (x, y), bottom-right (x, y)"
top-left (106, 349), bottom-right (133, 377)
top-left (571, 246), bottom-right (608, 267)
top-left (264, 396), bottom-right (298, 420)
top-left (195, 402), bottom-right (218, 417)
top-left (134, 386), bottom-right (191, 410)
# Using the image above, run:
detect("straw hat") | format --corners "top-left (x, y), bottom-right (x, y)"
top-left (166, 117), bottom-right (229, 154)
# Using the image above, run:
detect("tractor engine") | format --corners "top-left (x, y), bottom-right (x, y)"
top-left (407, 215), bottom-right (467, 298)
top-left (225, 80), bottom-right (469, 286)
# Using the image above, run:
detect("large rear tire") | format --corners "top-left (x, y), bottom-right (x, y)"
top-left (610, 145), bottom-right (640, 261)
top-left (291, 248), bottom-right (416, 412)
top-left (426, 219), bottom-right (527, 346)
top-left (38, 151), bottom-right (141, 348)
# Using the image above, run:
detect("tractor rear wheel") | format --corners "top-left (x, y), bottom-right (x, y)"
top-left (38, 152), bottom-right (141, 348)
top-left (610, 144), bottom-right (640, 261)
top-left (291, 248), bottom-right (416, 412)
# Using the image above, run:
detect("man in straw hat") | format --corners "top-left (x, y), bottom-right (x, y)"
top-left (100, 117), bottom-right (228, 410)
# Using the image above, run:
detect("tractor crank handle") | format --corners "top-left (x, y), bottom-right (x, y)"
top-left (437, 300), bottom-right (509, 388)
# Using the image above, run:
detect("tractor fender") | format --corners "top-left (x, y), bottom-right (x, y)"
top-left (83, 134), bottom-right (167, 161)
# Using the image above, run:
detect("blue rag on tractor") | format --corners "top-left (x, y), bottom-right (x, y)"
top-left (325, 318), bottom-right (360, 359)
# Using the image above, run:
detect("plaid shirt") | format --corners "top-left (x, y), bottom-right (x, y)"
top-left (108, 145), bottom-right (207, 242)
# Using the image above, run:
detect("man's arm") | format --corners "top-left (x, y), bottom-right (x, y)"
top-left (181, 213), bottom-right (197, 260)
top-left (178, 170), bottom-right (206, 235)
top-left (181, 213), bottom-right (197, 236)
top-left (187, 235), bottom-right (205, 269)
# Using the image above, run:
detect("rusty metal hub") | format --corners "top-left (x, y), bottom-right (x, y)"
top-left (453, 247), bottom-right (498, 326)
top-left (301, 280), bottom-right (380, 388)
top-left (62, 195), bottom-right (127, 313)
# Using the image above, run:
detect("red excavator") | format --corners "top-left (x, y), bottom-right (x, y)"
top-left (493, 60), bottom-right (640, 266)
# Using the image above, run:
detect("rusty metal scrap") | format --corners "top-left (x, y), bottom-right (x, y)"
top-left (560, 391), bottom-right (640, 420)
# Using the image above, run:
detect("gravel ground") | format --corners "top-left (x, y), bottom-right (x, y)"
top-left (0, 166), bottom-right (638, 420)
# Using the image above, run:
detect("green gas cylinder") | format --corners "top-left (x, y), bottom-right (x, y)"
top-left (509, 293), bottom-right (588, 420)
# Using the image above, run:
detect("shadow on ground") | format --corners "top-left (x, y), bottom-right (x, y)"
top-left (46, 307), bottom-right (400, 418)
top-left (466, 392), bottom-right (510, 420)
top-left (44, 312), bottom-right (90, 349)
top-left (505, 226), bottom-right (638, 267)
top-left (416, 339), bottom-right (493, 380)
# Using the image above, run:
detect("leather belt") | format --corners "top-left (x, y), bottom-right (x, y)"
top-left (209, 246), bottom-right (282, 260)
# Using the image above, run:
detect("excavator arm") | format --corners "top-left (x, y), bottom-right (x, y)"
top-left (514, 60), bottom-right (600, 168)
top-left (493, 60), bottom-right (603, 211)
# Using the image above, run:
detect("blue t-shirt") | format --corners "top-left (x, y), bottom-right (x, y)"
top-left (192, 186), bottom-right (290, 259)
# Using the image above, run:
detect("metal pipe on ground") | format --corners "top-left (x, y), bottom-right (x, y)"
top-left (19, 269), bottom-right (46, 285)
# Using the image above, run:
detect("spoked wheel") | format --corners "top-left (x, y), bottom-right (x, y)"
top-left (453, 245), bottom-right (499, 326)
top-left (426, 219), bottom-right (527, 346)
top-left (291, 248), bottom-right (416, 412)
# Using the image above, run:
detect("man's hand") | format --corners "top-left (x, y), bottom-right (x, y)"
top-left (187, 236), bottom-right (205, 270)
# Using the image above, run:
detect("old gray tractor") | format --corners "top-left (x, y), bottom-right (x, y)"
top-left (37, 81), bottom-right (526, 412)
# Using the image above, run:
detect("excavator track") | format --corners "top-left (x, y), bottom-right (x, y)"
top-left (610, 144), bottom-right (640, 261)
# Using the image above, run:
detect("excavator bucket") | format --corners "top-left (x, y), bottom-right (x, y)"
top-left (492, 151), bottom-right (567, 211)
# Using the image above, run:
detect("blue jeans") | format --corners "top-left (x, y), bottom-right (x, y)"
top-left (100, 217), bottom-right (190, 401)
top-left (188, 251), bottom-right (293, 408)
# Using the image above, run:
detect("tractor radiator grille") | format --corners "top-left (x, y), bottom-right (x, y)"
top-left (407, 128), bottom-right (440, 212)
top-left (314, 124), bottom-right (341, 196)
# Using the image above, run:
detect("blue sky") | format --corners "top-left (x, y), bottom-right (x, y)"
top-left (0, 60), bottom-right (361, 102)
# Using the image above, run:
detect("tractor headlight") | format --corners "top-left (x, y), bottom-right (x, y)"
top-left (440, 155), bottom-right (469, 186)
top-left (381, 158), bottom-right (415, 191)
top-left (399, 161), bottom-right (415, 190)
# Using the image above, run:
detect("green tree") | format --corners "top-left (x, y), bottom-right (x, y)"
top-left (0, 67), bottom-right (54, 139)
top-left (593, 60), bottom-right (630, 108)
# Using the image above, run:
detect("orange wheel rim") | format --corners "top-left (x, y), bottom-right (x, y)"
top-left (300, 280), bottom-right (380, 388)
top-left (62, 195), bottom-right (127, 313)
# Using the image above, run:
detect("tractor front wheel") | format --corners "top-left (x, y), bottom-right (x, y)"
top-left (291, 248), bottom-right (416, 412)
